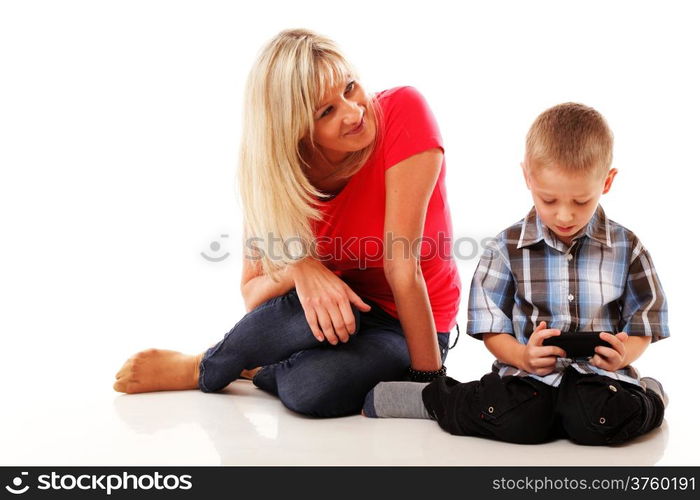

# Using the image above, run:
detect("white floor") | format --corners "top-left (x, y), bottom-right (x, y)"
top-left (2, 249), bottom-right (697, 467)
top-left (0, 370), bottom-right (693, 466)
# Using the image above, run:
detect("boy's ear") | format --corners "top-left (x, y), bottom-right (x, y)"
top-left (521, 162), bottom-right (532, 190)
top-left (602, 168), bottom-right (618, 194)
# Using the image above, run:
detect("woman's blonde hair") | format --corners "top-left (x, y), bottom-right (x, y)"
top-left (238, 29), bottom-right (379, 279)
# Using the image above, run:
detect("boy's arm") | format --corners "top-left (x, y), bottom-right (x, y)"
top-left (468, 242), bottom-right (566, 376)
top-left (590, 332), bottom-right (652, 371)
top-left (587, 239), bottom-right (670, 372)
top-left (621, 240), bottom-right (670, 341)
top-left (484, 322), bottom-right (566, 376)
top-left (466, 243), bottom-right (516, 339)
top-left (483, 333), bottom-right (525, 370)
top-left (621, 335), bottom-right (651, 365)
top-left (591, 238), bottom-right (666, 371)
top-left (483, 332), bottom-right (526, 369)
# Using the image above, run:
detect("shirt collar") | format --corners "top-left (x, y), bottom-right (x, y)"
top-left (517, 205), bottom-right (612, 250)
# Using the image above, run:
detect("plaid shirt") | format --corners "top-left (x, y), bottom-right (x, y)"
top-left (467, 205), bottom-right (669, 387)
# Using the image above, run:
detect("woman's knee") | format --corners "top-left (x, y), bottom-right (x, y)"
top-left (278, 381), bottom-right (358, 418)
top-left (274, 354), bottom-right (373, 418)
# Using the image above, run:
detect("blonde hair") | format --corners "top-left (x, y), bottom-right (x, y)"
top-left (525, 102), bottom-right (613, 177)
top-left (238, 29), bottom-right (379, 279)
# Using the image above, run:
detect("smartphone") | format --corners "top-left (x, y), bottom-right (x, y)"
top-left (542, 331), bottom-right (612, 358)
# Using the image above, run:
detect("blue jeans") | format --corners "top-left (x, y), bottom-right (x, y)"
top-left (198, 288), bottom-right (451, 417)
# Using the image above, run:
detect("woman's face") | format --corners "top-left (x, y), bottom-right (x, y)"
top-left (309, 79), bottom-right (376, 164)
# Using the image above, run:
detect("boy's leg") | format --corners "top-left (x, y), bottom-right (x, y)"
top-left (198, 289), bottom-right (360, 392)
top-left (556, 367), bottom-right (665, 446)
top-left (640, 376), bottom-right (669, 407)
top-left (420, 372), bottom-right (557, 444)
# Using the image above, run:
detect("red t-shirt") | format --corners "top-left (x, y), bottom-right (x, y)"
top-left (310, 86), bottom-right (461, 332)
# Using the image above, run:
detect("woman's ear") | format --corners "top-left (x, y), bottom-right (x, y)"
top-left (602, 168), bottom-right (618, 194)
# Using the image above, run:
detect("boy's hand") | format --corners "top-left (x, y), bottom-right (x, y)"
top-left (521, 321), bottom-right (567, 376)
top-left (590, 332), bottom-right (629, 371)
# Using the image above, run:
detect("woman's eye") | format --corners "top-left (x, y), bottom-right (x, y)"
top-left (345, 81), bottom-right (355, 93)
top-left (320, 106), bottom-right (333, 118)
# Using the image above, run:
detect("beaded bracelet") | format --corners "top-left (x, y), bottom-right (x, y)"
top-left (406, 365), bottom-right (447, 382)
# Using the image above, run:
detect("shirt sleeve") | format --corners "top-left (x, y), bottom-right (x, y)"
top-left (381, 86), bottom-right (443, 170)
top-left (467, 242), bottom-right (516, 340)
top-left (621, 240), bottom-right (670, 341)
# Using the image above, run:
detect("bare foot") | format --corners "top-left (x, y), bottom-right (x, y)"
top-left (113, 349), bottom-right (204, 394)
top-left (239, 367), bottom-right (262, 380)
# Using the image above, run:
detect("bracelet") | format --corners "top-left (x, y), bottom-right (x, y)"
top-left (406, 365), bottom-right (447, 382)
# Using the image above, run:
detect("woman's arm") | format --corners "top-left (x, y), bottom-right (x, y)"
top-left (240, 252), bottom-right (372, 342)
top-left (384, 148), bottom-right (443, 371)
top-left (240, 254), bottom-right (295, 312)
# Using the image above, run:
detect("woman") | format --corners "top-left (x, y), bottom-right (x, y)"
top-left (113, 29), bottom-right (461, 417)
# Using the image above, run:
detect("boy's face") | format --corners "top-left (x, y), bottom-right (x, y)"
top-left (522, 162), bottom-right (617, 246)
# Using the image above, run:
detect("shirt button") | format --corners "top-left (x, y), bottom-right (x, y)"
top-left (566, 253), bottom-right (573, 261)
top-left (568, 294), bottom-right (574, 301)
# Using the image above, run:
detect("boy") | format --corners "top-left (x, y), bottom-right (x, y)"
top-left (363, 103), bottom-right (669, 445)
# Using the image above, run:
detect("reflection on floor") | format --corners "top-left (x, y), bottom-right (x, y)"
top-left (2, 380), bottom-right (677, 466)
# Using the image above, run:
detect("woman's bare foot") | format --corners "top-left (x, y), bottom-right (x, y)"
top-left (239, 367), bottom-right (262, 380)
top-left (113, 349), bottom-right (204, 394)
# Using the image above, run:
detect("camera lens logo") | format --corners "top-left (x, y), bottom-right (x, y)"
top-left (5, 472), bottom-right (29, 494)
top-left (201, 234), bottom-right (230, 262)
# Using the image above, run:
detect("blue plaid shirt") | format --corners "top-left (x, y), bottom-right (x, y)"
top-left (467, 205), bottom-right (670, 387)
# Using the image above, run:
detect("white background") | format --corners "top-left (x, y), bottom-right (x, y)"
top-left (1, 0), bottom-right (698, 464)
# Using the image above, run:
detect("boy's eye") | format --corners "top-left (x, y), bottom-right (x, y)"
top-left (542, 199), bottom-right (556, 205)
top-left (574, 200), bottom-right (590, 206)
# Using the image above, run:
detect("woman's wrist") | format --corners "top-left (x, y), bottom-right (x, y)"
top-left (406, 365), bottom-right (446, 382)
top-left (280, 264), bottom-right (297, 288)
top-left (287, 256), bottom-right (313, 279)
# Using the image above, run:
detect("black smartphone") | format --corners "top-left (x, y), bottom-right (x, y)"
top-left (542, 331), bottom-right (612, 358)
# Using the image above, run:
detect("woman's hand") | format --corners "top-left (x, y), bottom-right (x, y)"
top-left (520, 321), bottom-right (567, 376)
top-left (290, 258), bottom-right (372, 345)
top-left (590, 332), bottom-right (629, 371)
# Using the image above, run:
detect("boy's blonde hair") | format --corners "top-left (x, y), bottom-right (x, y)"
top-left (238, 29), bottom-right (379, 279)
top-left (525, 102), bottom-right (613, 177)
